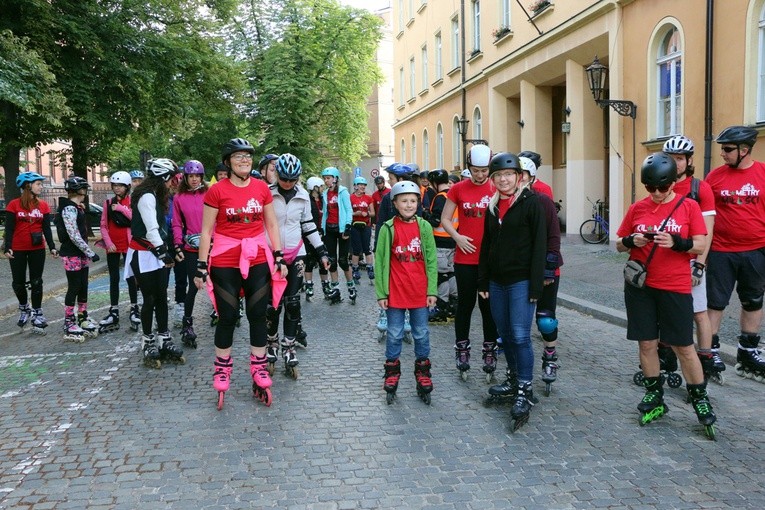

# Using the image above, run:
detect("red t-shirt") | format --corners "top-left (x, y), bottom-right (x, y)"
top-left (705, 161), bottom-right (765, 252)
top-left (204, 178), bottom-right (272, 267)
top-left (104, 195), bottom-right (131, 253)
top-left (496, 195), bottom-right (515, 221)
top-left (532, 179), bottom-right (554, 200)
top-left (446, 179), bottom-right (494, 265)
top-left (6, 198), bottom-right (50, 251)
top-left (326, 190), bottom-right (339, 225)
top-left (673, 176), bottom-right (716, 216)
top-left (372, 188), bottom-right (390, 214)
top-left (388, 217), bottom-right (428, 309)
top-left (616, 194), bottom-right (707, 293)
top-left (350, 193), bottom-right (372, 227)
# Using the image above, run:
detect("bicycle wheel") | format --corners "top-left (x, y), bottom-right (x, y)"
top-left (580, 219), bottom-right (608, 244)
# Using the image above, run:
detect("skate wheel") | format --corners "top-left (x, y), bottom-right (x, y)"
top-left (711, 372), bottom-right (725, 386)
top-left (755, 373), bottom-right (764, 383)
top-left (267, 362), bottom-right (275, 376)
top-left (705, 424), bottom-right (716, 441)
top-left (288, 366), bottom-right (299, 380)
top-left (217, 392), bottom-right (225, 411)
top-left (262, 388), bottom-right (272, 407)
top-left (420, 392), bottom-right (431, 405)
top-left (460, 371), bottom-right (468, 382)
top-left (511, 415), bottom-right (529, 433)
top-left (144, 359), bottom-right (161, 369)
top-left (386, 392), bottom-right (395, 405)
top-left (633, 372), bottom-right (645, 386)
top-left (485, 372), bottom-right (493, 384)
top-left (667, 373), bottom-right (683, 388)
top-left (544, 382), bottom-right (552, 397)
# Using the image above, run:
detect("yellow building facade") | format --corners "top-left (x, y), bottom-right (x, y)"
top-left (392, 0), bottom-right (765, 235)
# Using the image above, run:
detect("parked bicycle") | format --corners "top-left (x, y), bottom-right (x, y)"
top-left (579, 197), bottom-right (609, 244)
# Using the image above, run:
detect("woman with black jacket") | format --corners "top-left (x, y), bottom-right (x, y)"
top-left (478, 152), bottom-right (546, 432)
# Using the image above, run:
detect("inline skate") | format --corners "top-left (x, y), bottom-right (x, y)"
top-left (403, 311), bottom-right (412, 344)
top-left (31, 308), bottom-right (48, 335)
top-left (129, 304), bottom-right (141, 332)
top-left (482, 340), bottom-right (498, 383)
top-left (250, 353), bottom-right (273, 406)
top-left (351, 265), bottom-right (361, 285)
top-left (376, 308), bottom-right (387, 343)
top-left (414, 358), bottom-right (433, 405)
top-left (541, 348), bottom-right (559, 397)
top-left (213, 355), bottom-right (233, 410)
top-left (142, 334), bottom-right (162, 369)
top-left (282, 337), bottom-right (299, 379)
top-left (707, 334), bottom-right (726, 385)
top-left (304, 281), bottom-right (314, 302)
top-left (156, 332), bottom-right (185, 365)
top-left (367, 264), bottom-right (375, 284)
top-left (296, 322), bottom-right (308, 348)
top-left (17, 304), bottom-right (32, 331)
top-left (383, 358), bottom-right (401, 404)
top-left (735, 334), bottom-right (765, 383)
top-left (180, 316), bottom-right (197, 348)
top-left (326, 282), bottom-right (342, 304)
top-left (321, 280), bottom-right (332, 299)
top-left (98, 308), bottom-right (120, 334)
top-left (78, 311), bottom-right (98, 339)
top-left (687, 383), bottom-right (716, 440)
top-left (266, 334), bottom-right (279, 375)
top-left (484, 369), bottom-right (518, 407)
top-left (455, 340), bottom-right (470, 381)
top-left (347, 281), bottom-right (357, 305)
top-left (510, 381), bottom-right (537, 432)
top-left (173, 302), bottom-right (184, 329)
top-left (638, 376), bottom-right (668, 426)
top-left (633, 342), bottom-right (682, 388)
top-left (63, 314), bottom-right (86, 343)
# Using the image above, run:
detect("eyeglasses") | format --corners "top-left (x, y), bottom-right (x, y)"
top-left (230, 154), bottom-right (253, 162)
top-left (280, 178), bottom-right (298, 183)
top-left (721, 146), bottom-right (738, 153)
top-left (645, 184), bottom-right (671, 193)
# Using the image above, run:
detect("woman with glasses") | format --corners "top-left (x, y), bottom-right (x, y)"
top-left (616, 153), bottom-right (717, 439)
top-left (194, 138), bottom-right (288, 410)
top-left (264, 154), bottom-right (329, 379)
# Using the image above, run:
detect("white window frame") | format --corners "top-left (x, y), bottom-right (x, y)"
top-left (656, 26), bottom-right (682, 137)
top-left (435, 32), bottom-right (443, 80)
top-left (400, 139), bottom-right (406, 163)
top-left (423, 129), bottom-right (430, 169)
top-left (472, 0), bottom-right (481, 52)
top-left (399, 66), bottom-right (405, 106)
top-left (473, 107), bottom-right (482, 140)
top-left (398, 0), bottom-right (404, 32)
top-left (421, 45), bottom-right (428, 91)
top-left (758, 4), bottom-right (765, 122)
top-left (451, 17), bottom-right (460, 70)
top-left (499, 0), bottom-right (511, 29)
top-left (436, 123), bottom-right (444, 169)
top-left (409, 57), bottom-right (416, 99)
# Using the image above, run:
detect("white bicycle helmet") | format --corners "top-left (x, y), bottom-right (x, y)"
top-left (518, 157), bottom-right (537, 176)
top-left (467, 144), bottom-right (492, 167)
top-left (390, 180), bottom-right (421, 199)
top-left (147, 158), bottom-right (179, 181)
top-left (109, 171), bottom-right (132, 186)
top-left (663, 135), bottom-right (695, 155)
top-left (461, 169), bottom-right (472, 178)
top-left (306, 176), bottom-right (324, 191)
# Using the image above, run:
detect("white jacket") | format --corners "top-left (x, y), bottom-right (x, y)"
top-left (268, 184), bottom-right (323, 259)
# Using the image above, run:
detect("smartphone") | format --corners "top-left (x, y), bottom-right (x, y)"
top-left (642, 232), bottom-right (657, 240)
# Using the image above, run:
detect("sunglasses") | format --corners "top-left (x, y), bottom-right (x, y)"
top-left (645, 184), bottom-right (671, 193)
top-left (721, 146), bottom-right (739, 153)
top-left (280, 178), bottom-right (298, 183)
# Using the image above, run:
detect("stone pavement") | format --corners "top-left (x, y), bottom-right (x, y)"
top-left (1, 247), bottom-right (764, 509)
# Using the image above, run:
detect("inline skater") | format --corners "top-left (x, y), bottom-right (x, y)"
top-left (4, 172), bottom-right (57, 334)
top-left (350, 176), bottom-right (375, 285)
top-left (195, 138), bottom-right (288, 409)
top-left (321, 167), bottom-right (355, 304)
top-left (371, 175), bottom-right (390, 217)
top-left (424, 169), bottom-right (458, 323)
top-left (97, 171), bottom-right (139, 334)
top-left (517, 151), bottom-right (553, 199)
top-left (302, 176), bottom-right (327, 303)
top-left (129, 170), bottom-right (144, 188)
top-left (259, 153), bottom-right (279, 185)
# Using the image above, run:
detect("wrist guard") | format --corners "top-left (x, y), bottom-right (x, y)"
top-left (670, 235), bottom-right (694, 252)
top-left (621, 234), bottom-right (637, 249)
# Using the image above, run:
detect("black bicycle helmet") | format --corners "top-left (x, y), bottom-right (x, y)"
top-left (374, 175), bottom-right (385, 185)
top-left (488, 152), bottom-right (521, 177)
top-left (715, 126), bottom-right (758, 147)
top-left (517, 150), bottom-right (542, 169)
top-left (419, 170), bottom-right (430, 180)
top-left (64, 176), bottom-right (90, 192)
top-left (221, 137), bottom-right (255, 163)
top-left (428, 169), bottom-right (449, 186)
top-left (258, 153), bottom-right (278, 171)
top-left (640, 153), bottom-right (677, 187)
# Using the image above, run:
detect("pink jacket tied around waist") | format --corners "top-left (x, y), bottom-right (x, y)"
top-left (205, 232), bottom-right (287, 312)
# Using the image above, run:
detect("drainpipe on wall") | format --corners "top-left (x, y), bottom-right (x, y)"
top-left (703, 0), bottom-right (714, 176)
top-left (460, 0), bottom-right (467, 164)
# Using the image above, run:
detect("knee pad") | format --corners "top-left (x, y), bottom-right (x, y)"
top-left (536, 310), bottom-right (558, 336)
top-left (30, 278), bottom-right (43, 290)
top-left (285, 294), bottom-right (301, 321)
top-left (741, 294), bottom-right (764, 312)
top-left (266, 304), bottom-right (281, 323)
top-left (12, 281), bottom-right (26, 296)
top-left (338, 257), bottom-right (349, 271)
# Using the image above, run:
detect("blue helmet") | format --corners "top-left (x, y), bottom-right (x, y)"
top-left (276, 153), bottom-right (302, 180)
top-left (16, 171), bottom-right (45, 189)
top-left (321, 167), bottom-right (341, 179)
top-left (353, 176), bottom-right (367, 186)
top-left (389, 164), bottom-right (414, 178)
top-left (250, 169), bottom-right (264, 180)
top-left (129, 170), bottom-right (144, 179)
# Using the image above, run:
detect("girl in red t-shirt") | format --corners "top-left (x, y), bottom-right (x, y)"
top-left (194, 138), bottom-right (287, 410)
top-left (3, 172), bottom-right (57, 333)
top-left (616, 153), bottom-right (717, 438)
top-left (350, 177), bottom-right (375, 284)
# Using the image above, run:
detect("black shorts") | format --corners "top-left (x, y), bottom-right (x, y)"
top-left (624, 284), bottom-right (694, 346)
top-left (706, 249), bottom-right (765, 310)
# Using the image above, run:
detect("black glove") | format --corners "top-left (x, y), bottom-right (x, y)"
top-left (670, 235), bottom-right (694, 252)
top-left (621, 234), bottom-right (637, 249)
top-left (91, 253), bottom-right (100, 263)
top-left (151, 244), bottom-right (174, 265)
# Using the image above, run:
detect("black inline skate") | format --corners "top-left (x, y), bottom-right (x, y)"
top-left (304, 281), bottom-right (314, 302)
top-left (180, 316), bottom-right (197, 348)
top-left (414, 358), bottom-right (433, 405)
top-left (351, 265), bottom-right (361, 285)
top-left (31, 308), bottom-right (48, 336)
top-left (484, 369), bottom-right (518, 407)
top-left (687, 383), bottom-right (716, 440)
top-left (296, 321), bottom-right (308, 348)
top-left (455, 339), bottom-right (470, 381)
top-left (157, 332), bottom-right (185, 365)
top-left (482, 340), bottom-right (498, 383)
top-left (367, 264), bottom-right (375, 284)
top-left (326, 282), bottom-right (342, 304)
top-left (707, 334), bottom-right (726, 385)
top-left (129, 304), bottom-right (141, 332)
top-left (266, 334), bottom-right (279, 375)
top-left (98, 308), bottom-right (120, 334)
top-left (638, 376), bottom-right (668, 426)
top-left (321, 280), bottom-right (332, 299)
top-left (347, 281), bottom-right (357, 305)
top-left (541, 348), bottom-right (559, 397)
top-left (633, 342), bottom-right (683, 388)
top-left (383, 358), bottom-right (401, 404)
top-left (735, 334), bottom-right (765, 383)
top-left (510, 381), bottom-right (537, 432)
top-left (17, 303), bottom-right (32, 331)
top-left (142, 334), bottom-right (162, 369)
top-left (282, 336), bottom-right (299, 379)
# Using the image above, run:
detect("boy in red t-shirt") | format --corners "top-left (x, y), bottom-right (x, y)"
top-left (375, 181), bottom-right (437, 405)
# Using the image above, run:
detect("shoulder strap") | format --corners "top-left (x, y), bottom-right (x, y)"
top-left (645, 196), bottom-right (686, 267)
top-left (688, 177), bottom-right (700, 203)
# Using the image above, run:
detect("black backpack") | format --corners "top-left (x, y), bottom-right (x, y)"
top-left (686, 177), bottom-right (700, 203)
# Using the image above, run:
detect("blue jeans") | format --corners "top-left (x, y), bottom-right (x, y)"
top-left (386, 307), bottom-right (430, 360)
top-left (489, 280), bottom-right (536, 381)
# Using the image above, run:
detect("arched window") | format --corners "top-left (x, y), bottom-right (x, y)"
top-left (400, 139), bottom-right (406, 163)
top-left (436, 124), bottom-right (444, 169)
top-left (758, 4), bottom-right (765, 121)
top-left (423, 129), bottom-right (430, 169)
top-left (472, 107), bottom-right (482, 140)
top-left (411, 134), bottom-right (417, 165)
top-left (452, 117), bottom-right (462, 168)
top-left (656, 26), bottom-right (682, 137)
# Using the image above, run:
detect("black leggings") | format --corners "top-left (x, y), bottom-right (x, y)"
top-left (267, 258), bottom-right (304, 338)
top-left (183, 250), bottom-right (200, 316)
top-left (454, 263), bottom-right (498, 343)
top-left (106, 252), bottom-right (137, 306)
top-left (324, 226), bottom-right (349, 272)
top-left (130, 253), bottom-right (169, 335)
top-left (10, 249), bottom-right (46, 308)
top-left (173, 253), bottom-right (187, 304)
top-left (210, 263), bottom-right (271, 349)
top-left (65, 267), bottom-right (89, 307)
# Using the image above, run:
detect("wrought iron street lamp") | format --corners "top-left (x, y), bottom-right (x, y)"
top-left (456, 117), bottom-right (489, 168)
top-left (585, 56), bottom-right (638, 203)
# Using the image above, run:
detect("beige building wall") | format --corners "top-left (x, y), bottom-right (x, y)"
top-left (391, 0), bottom-right (765, 238)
